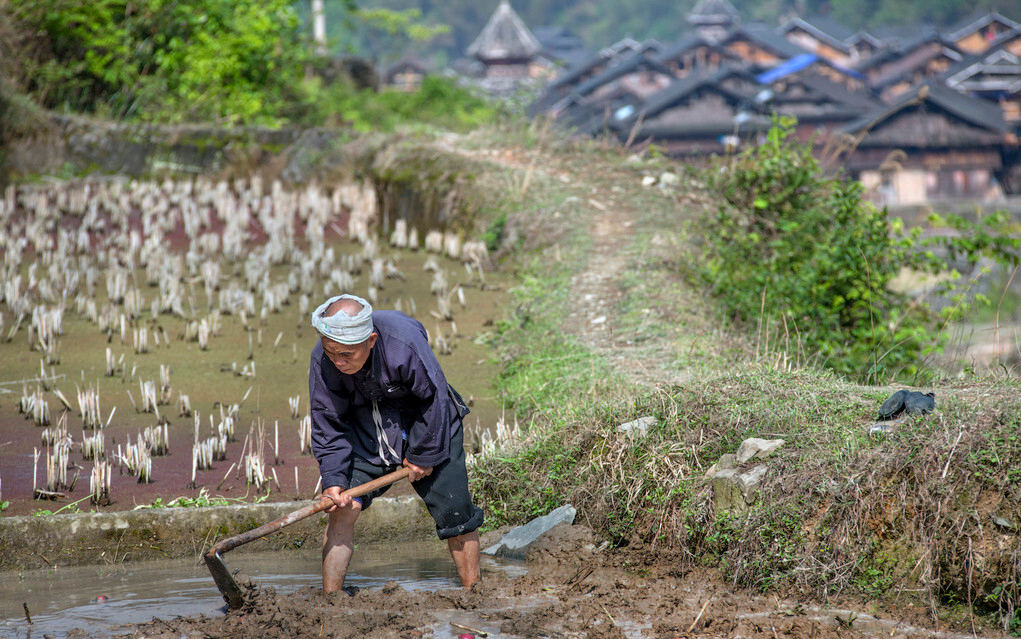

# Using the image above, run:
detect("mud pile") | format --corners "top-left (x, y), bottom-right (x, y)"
top-left (111, 525), bottom-right (997, 639)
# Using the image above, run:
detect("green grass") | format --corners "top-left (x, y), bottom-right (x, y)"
top-left (459, 126), bottom-right (1021, 633)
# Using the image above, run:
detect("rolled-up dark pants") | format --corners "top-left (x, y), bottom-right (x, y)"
top-left (347, 426), bottom-right (484, 540)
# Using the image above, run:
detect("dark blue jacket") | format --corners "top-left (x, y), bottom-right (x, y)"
top-left (309, 310), bottom-right (469, 491)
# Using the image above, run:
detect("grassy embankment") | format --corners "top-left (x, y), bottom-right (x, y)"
top-left (429, 121), bottom-right (1021, 634)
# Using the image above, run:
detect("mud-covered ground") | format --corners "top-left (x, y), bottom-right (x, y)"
top-left (109, 524), bottom-right (1004, 639)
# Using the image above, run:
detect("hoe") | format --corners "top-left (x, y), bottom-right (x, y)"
top-left (204, 467), bottom-right (410, 608)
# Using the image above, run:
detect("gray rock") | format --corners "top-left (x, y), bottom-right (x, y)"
top-left (481, 504), bottom-right (576, 559)
top-left (704, 453), bottom-right (737, 478)
top-left (992, 515), bottom-right (1016, 532)
top-left (735, 438), bottom-right (785, 463)
top-left (710, 464), bottom-right (768, 514)
top-left (658, 171), bottom-right (680, 187)
top-left (618, 416), bottom-right (655, 437)
top-left (869, 423), bottom-right (892, 439)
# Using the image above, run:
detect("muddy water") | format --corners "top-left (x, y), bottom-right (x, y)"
top-left (0, 542), bottom-right (526, 638)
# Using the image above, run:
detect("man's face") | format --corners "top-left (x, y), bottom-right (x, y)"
top-left (321, 334), bottom-right (377, 374)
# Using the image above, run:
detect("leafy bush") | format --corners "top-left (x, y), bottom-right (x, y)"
top-left (702, 117), bottom-right (1019, 382)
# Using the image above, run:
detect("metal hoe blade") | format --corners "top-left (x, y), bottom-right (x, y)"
top-left (205, 550), bottom-right (246, 609)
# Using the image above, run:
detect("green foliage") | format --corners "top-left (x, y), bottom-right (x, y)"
top-left (702, 118), bottom-right (1019, 382)
top-left (315, 75), bottom-right (496, 133)
top-left (744, 500), bottom-right (807, 591)
top-left (346, 7), bottom-right (449, 65)
top-left (482, 211), bottom-right (508, 252)
top-left (0, 500), bottom-right (9, 513)
top-left (32, 495), bottom-right (90, 516)
top-left (965, 426), bottom-right (1021, 486)
top-left (133, 487), bottom-right (269, 508)
top-left (853, 545), bottom-right (897, 599)
top-left (492, 255), bottom-right (612, 418)
top-left (10, 0), bottom-right (311, 125)
top-left (6, 0), bottom-right (495, 129)
top-left (331, 0), bottom-right (993, 67)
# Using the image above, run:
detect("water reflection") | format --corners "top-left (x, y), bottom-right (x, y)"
top-left (0, 541), bottom-right (525, 638)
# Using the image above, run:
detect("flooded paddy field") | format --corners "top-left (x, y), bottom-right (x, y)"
top-left (0, 541), bottom-right (527, 638)
top-left (0, 175), bottom-right (511, 517)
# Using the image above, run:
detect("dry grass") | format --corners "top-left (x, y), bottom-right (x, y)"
top-left (474, 364), bottom-right (1021, 630)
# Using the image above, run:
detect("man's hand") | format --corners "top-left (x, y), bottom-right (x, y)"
top-left (403, 460), bottom-right (433, 482)
top-left (322, 485), bottom-right (354, 512)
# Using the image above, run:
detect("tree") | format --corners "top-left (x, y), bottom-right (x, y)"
top-left (9, 0), bottom-right (312, 125)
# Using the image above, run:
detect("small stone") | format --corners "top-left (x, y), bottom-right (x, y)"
top-left (658, 171), bottom-right (679, 186)
top-left (735, 438), bottom-right (785, 463)
top-left (869, 423), bottom-right (891, 439)
top-left (992, 515), bottom-right (1016, 531)
top-left (618, 416), bottom-right (655, 437)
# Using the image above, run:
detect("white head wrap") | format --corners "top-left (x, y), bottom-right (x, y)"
top-left (311, 294), bottom-right (374, 344)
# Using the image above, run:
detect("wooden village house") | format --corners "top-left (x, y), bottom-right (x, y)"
top-left (945, 11), bottom-right (1018, 54)
top-left (839, 83), bottom-right (1009, 205)
top-left (466, 0), bottom-right (552, 95)
top-left (857, 31), bottom-right (964, 102)
top-left (687, 0), bottom-right (741, 43)
top-left (779, 16), bottom-right (859, 67)
top-left (943, 26), bottom-right (1021, 124)
top-left (383, 58), bottom-right (429, 92)
top-left (527, 7), bottom-right (1021, 204)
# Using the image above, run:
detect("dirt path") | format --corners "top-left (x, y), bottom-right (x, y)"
top-left (565, 199), bottom-right (640, 371)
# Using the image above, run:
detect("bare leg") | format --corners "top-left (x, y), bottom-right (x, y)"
top-left (447, 530), bottom-right (481, 587)
top-left (322, 502), bottom-right (361, 593)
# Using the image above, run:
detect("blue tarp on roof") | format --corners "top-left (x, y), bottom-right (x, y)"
top-left (755, 53), bottom-right (818, 84)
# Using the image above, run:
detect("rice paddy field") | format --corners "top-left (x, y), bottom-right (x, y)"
top-left (0, 175), bottom-right (510, 517)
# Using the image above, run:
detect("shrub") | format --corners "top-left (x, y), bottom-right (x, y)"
top-left (702, 117), bottom-right (1019, 382)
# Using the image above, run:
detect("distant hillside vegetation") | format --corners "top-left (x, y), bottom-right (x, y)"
top-left (337, 0), bottom-right (1018, 66)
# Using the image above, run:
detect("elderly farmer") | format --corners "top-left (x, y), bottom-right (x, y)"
top-left (308, 293), bottom-right (483, 592)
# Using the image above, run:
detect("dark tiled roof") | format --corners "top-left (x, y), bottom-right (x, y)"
top-left (943, 25), bottom-right (1021, 80)
top-left (779, 16), bottom-right (854, 50)
top-left (603, 37), bottom-right (643, 56)
top-left (653, 33), bottom-right (712, 64)
top-left (384, 58), bottom-right (430, 79)
top-left (779, 71), bottom-right (881, 111)
top-left (855, 29), bottom-right (960, 74)
top-left (868, 23), bottom-right (939, 48)
top-left (724, 22), bottom-right (811, 60)
top-left (466, 0), bottom-right (542, 61)
top-left (569, 50), bottom-right (674, 99)
top-left (619, 66), bottom-right (759, 125)
top-left (532, 25), bottom-right (592, 68)
top-left (945, 11), bottom-right (1019, 42)
top-left (637, 117), bottom-right (774, 139)
top-left (846, 31), bottom-right (884, 48)
top-left (854, 45), bottom-right (901, 72)
top-left (842, 82), bottom-right (1007, 136)
top-left (545, 52), bottom-right (613, 92)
